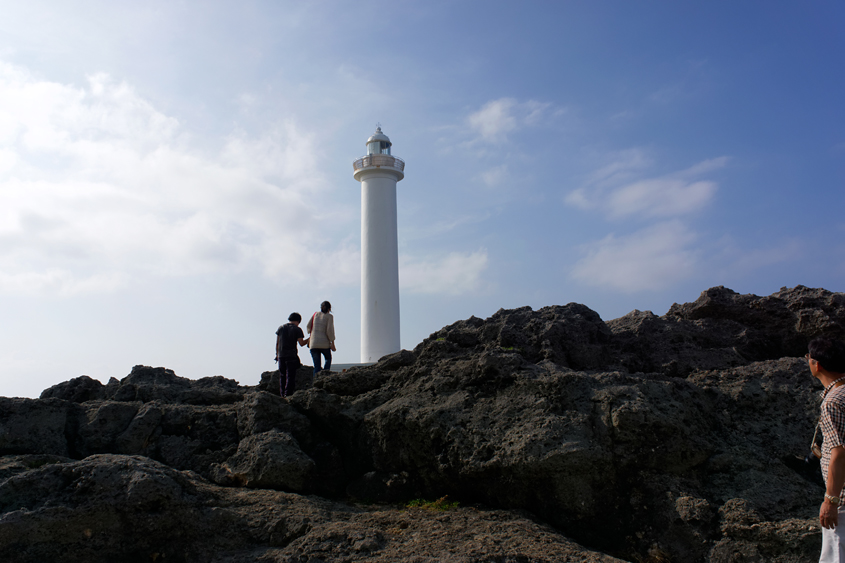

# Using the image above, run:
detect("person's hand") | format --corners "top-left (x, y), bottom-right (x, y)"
top-left (331, 343), bottom-right (336, 352)
top-left (821, 499), bottom-right (840, 529)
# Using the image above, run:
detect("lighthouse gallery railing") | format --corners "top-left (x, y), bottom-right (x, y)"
top-left (352, 155), bottom-right (405, 172)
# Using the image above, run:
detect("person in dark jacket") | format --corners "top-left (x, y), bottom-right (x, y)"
top-left (275, 312), bottom-right (308, 397)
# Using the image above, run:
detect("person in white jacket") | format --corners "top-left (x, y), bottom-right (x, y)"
top-left (306, 301), bottom-right (336, 375)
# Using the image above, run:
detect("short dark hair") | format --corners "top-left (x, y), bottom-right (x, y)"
top-left (288, 312), bottom-right (302, 323)
top-left (321, 301), bottom-right (332, 314)
top-left (809, 337), bottom-right (845, 373)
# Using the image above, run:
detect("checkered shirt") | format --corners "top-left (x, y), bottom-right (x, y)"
top-left (820, 382), bottom-right (845, 502)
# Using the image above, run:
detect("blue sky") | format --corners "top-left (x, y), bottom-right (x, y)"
top-left (0, 1), bottom-right (842, 398)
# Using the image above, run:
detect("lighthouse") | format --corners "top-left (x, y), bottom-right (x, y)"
top-left (353, 126), bottom-right (405, 363)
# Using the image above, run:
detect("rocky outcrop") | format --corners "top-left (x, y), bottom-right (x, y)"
top-left (1, 285), bottom-right (842, 562)
top-left (0, 454), bottom-right (622, 562)
top-left (210, 429), bottom-right (315, 491)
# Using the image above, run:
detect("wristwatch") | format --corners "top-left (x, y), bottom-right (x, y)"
top-left (825, 493), bottom-right (841, 505)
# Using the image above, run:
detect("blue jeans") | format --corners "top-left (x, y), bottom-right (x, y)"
top-left (310, 348), bottom-right (332, 375)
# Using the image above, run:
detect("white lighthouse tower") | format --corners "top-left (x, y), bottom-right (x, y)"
top-left (353, 126), bottom-right (405, 363)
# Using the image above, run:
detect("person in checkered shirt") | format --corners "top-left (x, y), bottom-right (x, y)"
top-left (809, 337), bottom-right (845, 562)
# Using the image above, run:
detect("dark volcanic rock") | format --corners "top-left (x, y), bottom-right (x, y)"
top-left (257, 365), bottom-right (318, 396)
top-left (114, 365), bottom-right (246, 405)
top-left (2, 285), bottom-right (843, 562)
top-left (210, 429), bottom-right (315, 491)
top-left (39, 374), bottom-right (118, 402)
top-left (0, 397), bottom-right (72, 457)
top-left (235, 390), bottom-right (312, 442)
top-left (609, 285), bottom-right (845, 376)
top-left (0, 454), bottom-right (71, 482)
top-left (41, 366), bottom-right (246, 405)
top-left (0, 454), bottom-right (623, 563)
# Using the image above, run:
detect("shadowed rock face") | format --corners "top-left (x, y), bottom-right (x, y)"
top-left (1, 285), bottom-right (842, 562)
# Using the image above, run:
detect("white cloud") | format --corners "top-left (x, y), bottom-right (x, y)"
top-left (466, 97), bottom-right (553, 144)
top-left (0, 61), bottom-right (358, 295)
top-left (481, 164), bottom-right (508, 186)
top-left (587, 148), bottom-right (652, 188)
top-left (563, 187), bottom-right (591, 209)
top-left (523, 100), bottom-right (552, 125)
top-left (468, 99), bottom-right (517, 142)
top-left (566, 153), bottom-right (727, 219)
top-left (710, 236), bottom-right (802, 278)
top-left (400, 249), bottom-right (489, 295)
top-left (402, 213), bottom-right (492, 242)
top-left (0, 269), bottom-right (130, 296)
top-left (606, 178), bottom-right (717, 219)
top-left (571, 221), bottom-right (698, 292)
top-left (649, 83), bottom-right (684, 104)
top-left (680, 156), bottom-right (730, 177)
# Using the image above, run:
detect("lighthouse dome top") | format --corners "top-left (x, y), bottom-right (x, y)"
top-left (366, 126), bottom-right (390, 144)
top-left (366, 126), bottom-right (392, 155)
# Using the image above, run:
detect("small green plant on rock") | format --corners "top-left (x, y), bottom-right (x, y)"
top-left (405, 496), bottom-right (459, 511)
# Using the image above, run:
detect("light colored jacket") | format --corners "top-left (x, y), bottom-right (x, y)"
top-left (307, 312), bottom-right (335, 349)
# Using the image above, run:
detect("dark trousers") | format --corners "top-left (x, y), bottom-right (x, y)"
top-left (310, 348), bottom-right (332, 375)
top-left (280, 358), bottom-right (298, 397)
